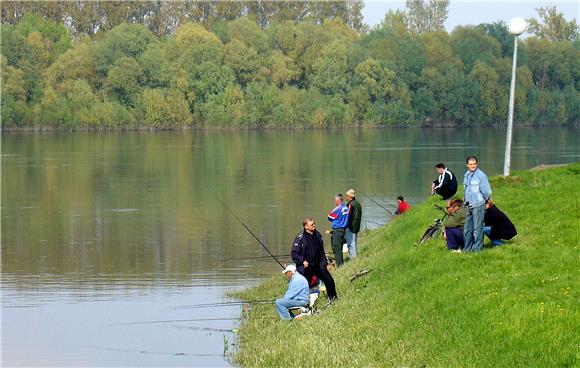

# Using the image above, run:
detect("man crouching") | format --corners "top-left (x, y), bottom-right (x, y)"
top-left (275, 264), bottom-right (310, 320)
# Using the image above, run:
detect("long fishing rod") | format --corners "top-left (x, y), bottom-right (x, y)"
top-left (218, 254), bottom-right (289, 262)
top-left (105, 317), bottom-right (247, 327)
top-left (169, 299), bottom-right (275, 310)
top-left (359, 191), bottom-right (395, 215)
top-left (214, 194), bottom-right (284, 268)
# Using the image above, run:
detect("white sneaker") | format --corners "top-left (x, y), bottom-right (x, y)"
top-left (452, 249), bottom-right (462, 253)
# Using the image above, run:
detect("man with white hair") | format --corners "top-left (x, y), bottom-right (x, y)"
top-left (275, 264), bottom-right (310, 320)
top-left (345, 188), bottom-right (362, 259)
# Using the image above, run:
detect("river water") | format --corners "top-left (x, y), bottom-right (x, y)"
top-left (2, 127), bottom-right (579, 366)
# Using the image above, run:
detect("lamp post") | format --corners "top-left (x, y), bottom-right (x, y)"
top-left (503, 17), bottom-right (527, 177)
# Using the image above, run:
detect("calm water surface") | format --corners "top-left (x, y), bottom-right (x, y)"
top-left (2, 128), bottom-right (579, 366)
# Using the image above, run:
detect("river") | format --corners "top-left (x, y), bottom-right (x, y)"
top-left (2, 127), bottom-right (579, 366)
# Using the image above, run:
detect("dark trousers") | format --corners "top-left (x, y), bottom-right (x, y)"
top-left (445, 227), bottom-right (464, 250)
top-left (304, 266), bottom-right (337, 301)
top-left (331, 228), bottom-right (346, 266)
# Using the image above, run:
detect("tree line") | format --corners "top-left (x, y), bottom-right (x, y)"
top-left (1, 1), bottom-right (578, 129)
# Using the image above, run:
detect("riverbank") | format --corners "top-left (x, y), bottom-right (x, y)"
top-left (2, 122), bottom-right (579, 132)
top-left (233, 163), bottom-right (579, 367)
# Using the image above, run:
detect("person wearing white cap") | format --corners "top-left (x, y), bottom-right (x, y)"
top-left (345, 188), bottom-right (362, 259)
top-left (275, 264), bottom-right (310, 320)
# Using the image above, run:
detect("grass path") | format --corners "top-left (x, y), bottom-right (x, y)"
top-left (234, 163), bottom-right (579, 367)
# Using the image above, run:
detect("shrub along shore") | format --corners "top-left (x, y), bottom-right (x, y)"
top-left (233, 163), bottom-right (579, 367)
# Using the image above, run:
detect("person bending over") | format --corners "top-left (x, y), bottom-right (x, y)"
top-left (394, 196), bottom-right (410, 215)
top-left (484, 201), bottom-right (517, 246)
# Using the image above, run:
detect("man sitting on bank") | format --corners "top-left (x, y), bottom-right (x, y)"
top-left (275, 264), bottom-right (310, 321)
top-left (443, 199), bottom-right (467, 251)
top-left (432, 162), bottom-right (458, 200)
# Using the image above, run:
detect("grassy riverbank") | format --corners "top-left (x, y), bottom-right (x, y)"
top-left (233, 163), bottom-right (579, 367)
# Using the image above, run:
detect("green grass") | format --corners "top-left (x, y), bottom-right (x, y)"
top-left (233, 164), bottom-right (580, 367)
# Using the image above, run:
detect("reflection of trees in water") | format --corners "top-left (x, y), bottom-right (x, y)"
top-left (2, 128), bottom-right (578, 286)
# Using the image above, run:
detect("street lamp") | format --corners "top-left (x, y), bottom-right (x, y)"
top-left (503, 17), bottom-right (527, 176)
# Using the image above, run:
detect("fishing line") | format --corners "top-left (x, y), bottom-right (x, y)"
top-left (359, 191), bottom-right (395, 215)
top-left (214, 194), bottom-right (284, 268)
top-left (104, 347), bottom-right (224, 357)
top-left (166, 324), bottom-right (235, 333)
top-left (363, 218), bottom-right (386, 227)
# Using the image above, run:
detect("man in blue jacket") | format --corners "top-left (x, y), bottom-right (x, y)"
top-left (327, 193), bottom-right (349, 267)
top-left (275, 264), bottom-right (310, 320)
top-left (463, 156), bottom-right (492, 252)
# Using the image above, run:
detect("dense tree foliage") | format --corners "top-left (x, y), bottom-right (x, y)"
top-left (1, 0), bottom-right (366, 36)
top-left (526, 6), bottom-right (579, 42)
top-left (1, 4), bottom-right (578, 129)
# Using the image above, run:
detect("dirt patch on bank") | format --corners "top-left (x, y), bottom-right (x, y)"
top-left (530, 164), bottom-right (570, 171)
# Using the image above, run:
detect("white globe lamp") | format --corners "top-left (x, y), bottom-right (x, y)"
top-left (508, 17), bottom-right (527, 36)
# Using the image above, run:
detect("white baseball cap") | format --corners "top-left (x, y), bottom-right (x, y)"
top-left (282, 264), bottom-right (296, 273)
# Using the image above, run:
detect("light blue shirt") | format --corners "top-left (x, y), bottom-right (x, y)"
top-left (464, 168), bottom-right (492, 208)
top-left (284, 272), bottom-right (310, 303)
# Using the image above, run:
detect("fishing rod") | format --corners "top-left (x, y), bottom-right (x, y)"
top-left (105, 317), bottom-right (248, 327)
top-left (359, 191), bottom-right (395, 215)
top-left (218, 254), bottom-right (289, 262)
top-left (169, 299), bottom-right (275, 310)
top-left (214, 194), bottom-right (284, 268)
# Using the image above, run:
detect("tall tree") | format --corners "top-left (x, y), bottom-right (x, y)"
top-left (405, 0), bottom-right (449, 34)
top-left (527, 6), bottom-right (579, 42)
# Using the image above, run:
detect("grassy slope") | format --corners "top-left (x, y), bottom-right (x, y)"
top-left (234, 164), bottom-right (579, 367)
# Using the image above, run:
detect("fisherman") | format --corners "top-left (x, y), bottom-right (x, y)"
top-left (327, 193), bottom-right (349, 267)
top-left (291, 218), bottom-right (338, 301)
top-left (275, 264), bottom-right (310, 320)
top-left (345, 188), bottom-right (362, 259)
top-left (431, 163), bottom-right (458, 200)
top-left (394, 196), bottom-right (410, 215)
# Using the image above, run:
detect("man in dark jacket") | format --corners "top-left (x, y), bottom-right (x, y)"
top-left (432, 163), bottom-right (458, 200)
top-left (291, 218), bottom-right (337, 301)
top-left (345, 188), bottom-right (362, 259)
top-left (484, 202), bottom-right (517, 246)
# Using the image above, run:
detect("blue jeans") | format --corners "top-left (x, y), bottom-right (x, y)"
top-left (345, 229), bottom-right (358, 259)
top-left (463, 204), bottom-right (485, 252)
top-left (275, 297), bottom-right (308, 320)
top-left (483, 226), bottom-right (504, 246)
top-left (445, 227), bottom-right (464, 250)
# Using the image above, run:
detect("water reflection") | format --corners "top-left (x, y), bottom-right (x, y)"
top-left (2, 127), bottom-right (579, 366)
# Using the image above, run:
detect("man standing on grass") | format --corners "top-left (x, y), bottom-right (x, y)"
top-left (327, 193), bottom-right (349, 267)
top-left (463, 156), bottom-right (492, 252)
top-left (291, 218), bottom-right (338, 301)
top-left (345, 188), bottom-right (362, 260)
top-left (275, 264), bottom-right (309, 321)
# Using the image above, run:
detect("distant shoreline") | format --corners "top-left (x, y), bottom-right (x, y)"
top-left (2, 122), bottom-right (578, 133)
